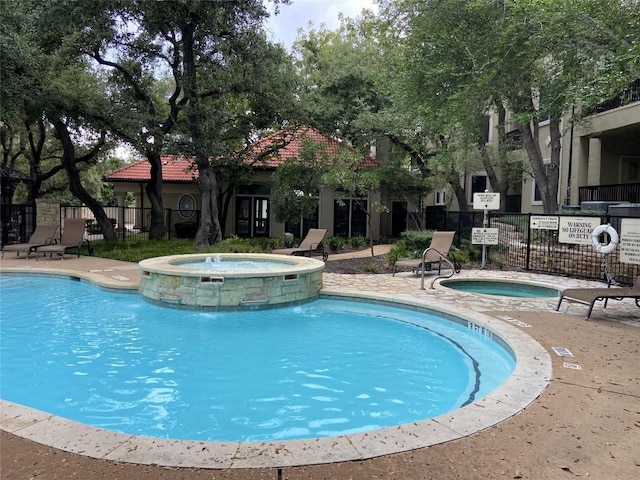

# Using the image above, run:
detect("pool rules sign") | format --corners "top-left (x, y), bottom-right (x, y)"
top-left (620, 218), bottom-right (640, 265)
top-left (473, 192), bottom-right (500, 211)
top-left (472, 192), bottom-right (500, 245)
top-left (472, 228), bottom-right (499, 245)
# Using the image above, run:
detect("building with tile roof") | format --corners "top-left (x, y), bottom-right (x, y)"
top-left (103, 126), bottom-right (384, 240)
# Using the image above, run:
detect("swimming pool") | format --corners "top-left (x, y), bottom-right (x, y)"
top-left (0, 274), bottom-right (514, 442)
top-left (440, 279), bottom-right (560, 298)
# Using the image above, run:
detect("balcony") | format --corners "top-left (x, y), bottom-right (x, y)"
top-left (591, 79), bottom-right (640, 114)
top-left (579, 183), bottom-right (640, 203)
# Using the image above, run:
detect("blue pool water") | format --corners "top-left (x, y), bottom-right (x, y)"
top-left (0, 274), bottom-right (515, 442)
top-left (177, 258), bottom-right (288, 270)
top-left (441, 279), bottom-right (559, 298)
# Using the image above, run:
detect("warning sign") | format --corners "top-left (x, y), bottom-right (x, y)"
top-left (472, 227), bottom-right (499, 245)
top-left (473, 192), bottom-right (500, 210)
top-left (558, 217), bottom-right (600, 245)
top-left (530, 215), bottom-right (559, 230)
top-left (619, 218), bottom-right (640, 265)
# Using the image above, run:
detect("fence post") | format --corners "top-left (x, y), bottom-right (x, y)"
top-left (120, 205), bottom-right (126, 242)
top-left (525, 213), bottom-right (532, 271)
top-left (167, 208), bottom-right (172, 240)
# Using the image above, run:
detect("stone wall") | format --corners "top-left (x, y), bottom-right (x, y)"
top-left (36, 199), bottom-right (60, 226)
top-left (35, 200), bottom-right (60, 240)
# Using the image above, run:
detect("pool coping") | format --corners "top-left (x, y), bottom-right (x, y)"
top-left (0, 268), bottom-right (552, 469)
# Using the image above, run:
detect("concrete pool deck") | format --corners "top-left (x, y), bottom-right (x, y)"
top-left (1, 252), bottom-right (639, 479)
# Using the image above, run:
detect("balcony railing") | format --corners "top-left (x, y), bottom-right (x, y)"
top-left (591, 79), bottom-right (640, 114)
top-left (579, 183), bottom-right (640, 203)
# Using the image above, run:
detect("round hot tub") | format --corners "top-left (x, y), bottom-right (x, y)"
top-left (440, 278), bottom-right (560, 298)
top-left (138, 253), bottom-right (324, 309)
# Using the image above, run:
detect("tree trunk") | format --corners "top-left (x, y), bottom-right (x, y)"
top-left (0, 175), bottom-right (17, 246)
top-left (182, 21), bottom-right (223, 248)
top-left (26, 118), bottom-right (45, 203)
top-left (195, 164), bottom-right (222, 247)
top-left (144, 150), bottom-right (166, 240)
top-left (546, 119), bottom-right (562, 212)
top-left (445, 165), bottom-right (469, 213)
top-left (52, 118), bottom-right (117, 242)
top-left (219, 186), bottom-right (233, 238)
top-left (492, 108), bottom-right (511, 211)
top-left (480, 146), bottom-right (509, 211)
top-left (519, 119), bottom-right (560, 214)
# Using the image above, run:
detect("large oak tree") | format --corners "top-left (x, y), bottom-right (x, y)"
top-left (381, 0), bottom-right (640, 213)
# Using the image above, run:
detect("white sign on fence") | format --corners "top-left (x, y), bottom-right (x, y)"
top-left (530, 215), bottom-right (559, 231)
top-left (472, 227), bottom-right (499, 245)
top-left (619, 218), bottom-right (640, 265)
top-left (473, 192), bottom-right (500, 210)
top-left (558, 217), bottom-right (601, 245)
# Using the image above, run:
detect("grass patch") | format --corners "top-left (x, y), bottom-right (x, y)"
top-left (83, 237), bottom-right (276, 263)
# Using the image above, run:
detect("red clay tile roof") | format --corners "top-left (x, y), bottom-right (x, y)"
top-left (104, 127), bottom-right (376, 183)
top-left (105, 155), bottom-right (196, 183)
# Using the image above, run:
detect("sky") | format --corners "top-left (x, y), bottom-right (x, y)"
top-left (265, 0), bottom-right (378, 49)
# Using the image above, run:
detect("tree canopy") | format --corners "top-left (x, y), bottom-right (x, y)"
top-left (379, 0), bottom-right (640, 213)
top-left (2, 0), bottom-right (638, 243)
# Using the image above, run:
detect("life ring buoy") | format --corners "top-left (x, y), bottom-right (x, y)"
top-left (591, 224), bottom-right (619, 254)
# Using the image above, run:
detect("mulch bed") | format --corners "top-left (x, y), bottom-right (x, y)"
top-left (323, 253), bottom-right (394, 274)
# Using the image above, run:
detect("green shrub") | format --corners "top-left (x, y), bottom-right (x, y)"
top-left (348, 236), bottom-right (367, 249)
top-left (400, 230), bottom-right (435, 253)
top-left (449, 248), bottom-right (469, 264)
top-left (387, 240), bottom-right (411, 263)
top-left (459, 239), bottom-right (482, 262)
top-left (174, 221), bottom-right (198, 239)
top-left (216, 236), bottom-right (280, 253)
top-left (362, 263), bottom-right (379, 273)
top-left (386, 230), bottom-right (435, 262)
top-left (557, 208), bottom-right (605, 216)
top-left (328, 236), bottom-right (346, 252)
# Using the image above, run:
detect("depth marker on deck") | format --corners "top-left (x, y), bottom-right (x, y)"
top-left (497, 315), bottom-right (531, 328)
top-left (563, 362), bottom-right (582, 370)
top-left (552, 346), bottom-right (574, 357)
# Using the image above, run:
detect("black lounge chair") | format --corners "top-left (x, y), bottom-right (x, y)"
top-left (555, 277), bottom-right (640, 319)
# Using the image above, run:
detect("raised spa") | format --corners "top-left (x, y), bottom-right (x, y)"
top-left (138, 253), bottom-right (324, 308)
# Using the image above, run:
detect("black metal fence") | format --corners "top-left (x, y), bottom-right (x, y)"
top-left (491, 213), bottom-right (638, 285)
top-left (60, 205), bottom-right (199, 242)
top-left (426, 210), bottom-right (639, 285)
top-left (1, 204), bottom-right (36, 247)
top-left (425, 209), bottom-right (486, 243)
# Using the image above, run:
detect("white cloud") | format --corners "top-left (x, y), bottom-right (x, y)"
top-left (266, 0), bottom-right (378, 49)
